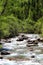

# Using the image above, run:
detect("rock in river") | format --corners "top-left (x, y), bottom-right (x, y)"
top-left (16, 35), bottom-right (28, 41)
top-left (0, 55), bottom-right (3, 59)
top-left (1, 50), bottom-right (10, 55)
top-left (37, 38), bottom-right (43, 42)
top-left (27, 38), bottom-right (38, 47)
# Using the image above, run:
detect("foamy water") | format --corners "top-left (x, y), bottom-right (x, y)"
top-left (1, 34), bottom-right (43, 65)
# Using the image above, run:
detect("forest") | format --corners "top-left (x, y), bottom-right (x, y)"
top-left (0, 0), bottom-right (43, 39)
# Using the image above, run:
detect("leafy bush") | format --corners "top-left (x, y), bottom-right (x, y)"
top-left (0, 0), bottom-right (43, 38)
top-left (34, 17), bottom-right (43, 34)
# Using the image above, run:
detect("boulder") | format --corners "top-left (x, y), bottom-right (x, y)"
top-left (26, 44), bottom-right (31, 47)
top-left (1, 39), bottom-right (11, 43)
top-left (0, 57), bottom-right (3, 59)
top-left (31, 55), bottom-right (35, 58)
top-left (1, 50), bottom-right (10, 55)
top-left (27, 43), bottom-right (37, 47)
top-left (0, 54), bottom-right (3, 59)
top-left (27, 38), bottom-right (38, 44)
top-left (16, 37), bottom-right (24, 41)
top-left (37, 38), bottom-right (43, 42)
top-left (17, 35), bottom-right (28, 41)
top-left (4, 40), bottom-right (11, 43)
top-left (27, 39), bottom-right (38, 47)
top-left (29, 48), bottom-right (33, 51)
top-left (21, 35), bottom-right (28, 40)
top-left (32, 40), bottom-right (38, 45)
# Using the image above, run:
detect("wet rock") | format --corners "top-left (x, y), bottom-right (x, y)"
top-left (17, 35), bottom-right (28, 41)
top-left (27, 38), bottom-right (38, 47)
top-left (26, 43), bottom-right (38, 47)
top-left (27, 39), bottom-right (38, 43)
top-left (7, 41), bottom-right (11, 43)
top-left (1, 50), bottom-right (10, 55)
top-left (33, 40), bottom-right (38, 45)
top-left (27, 40), bottom-right (31, 43)
top-left (37, 38), bottom-right (43, 42)
top-left (29, 48), bottom-right (33, 51)
top-left (27, 44), bottom-right (37, 47)
top-left (0, 54), bottom-right (3, 59)
top-left (0, 56), bottom-right (3, 59)
top-left (1, 39), bottom-right (11, 43)
top-left (31, 55), bottom-right (35, 58)
top-left (27, 43), bottom-right (38, 47)
top-left (0, 43), bottom-right (2, 45)
top-left (17, 37), bottom-right (24, 41)
top-left (5, 40), bottom-right (11, 43)
top-left (21, 35), bottom-right (28, 40)
top-left (26, 44), bottom-right (31, 47)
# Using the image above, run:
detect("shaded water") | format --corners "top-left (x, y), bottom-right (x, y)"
top-left (0, 34), bottom-right (43, 65)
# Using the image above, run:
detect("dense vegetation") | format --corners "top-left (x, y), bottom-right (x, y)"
top-left (0, 0), bottom-right (43, 39)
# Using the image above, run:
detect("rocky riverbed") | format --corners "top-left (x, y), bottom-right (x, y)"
top-left (0, 34), bottom-right (43, 65)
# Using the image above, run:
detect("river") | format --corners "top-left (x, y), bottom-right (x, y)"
top-left (0, 34), bottom-right (43, 65)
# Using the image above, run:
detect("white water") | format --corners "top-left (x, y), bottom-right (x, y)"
top-left (0, 59), bottom-right (41, 65)
top-left (1, 34), bottom-right (43, 65)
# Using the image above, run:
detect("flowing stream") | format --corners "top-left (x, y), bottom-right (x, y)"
top-left (0, 34), bottom-right (43, 65)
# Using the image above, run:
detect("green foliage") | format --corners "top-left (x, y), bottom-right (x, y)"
top-left (34, 17), bottom-right (43, 34)
top-left (0, 45), bottom-right (2, 48)
top-left (39, 17), bottom-right (43, 36)
top-left (0, 0), bottom-right (43, 38)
